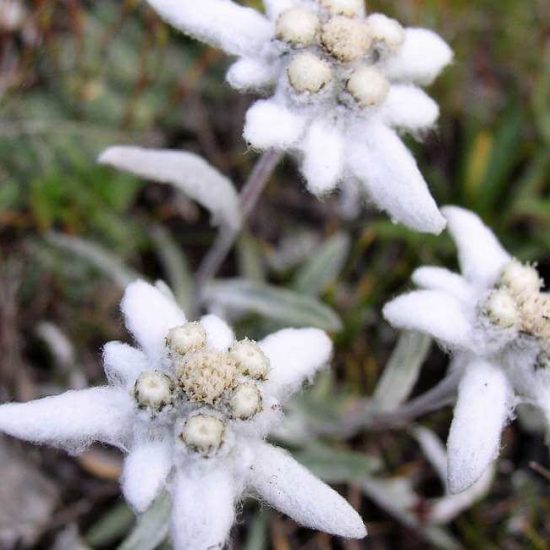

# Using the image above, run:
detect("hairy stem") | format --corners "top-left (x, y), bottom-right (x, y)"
top-left (195, 149), bottom-right (282, 290)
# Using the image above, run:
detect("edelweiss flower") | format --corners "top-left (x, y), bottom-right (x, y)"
top-left (146, 0), bottom-right (453, 233)
top-left (383, 206), bottom-right (550, 494)
top-left (0, 281), bottom-right (366, 548)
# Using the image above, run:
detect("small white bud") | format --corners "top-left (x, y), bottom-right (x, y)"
top-left (133, 371), bottom-right (174, 411)
top-left (287, 52), bottom-right (333, 93)
top-left (229, 339), bottom-right (270, 380)
top-left (276, 8), bottom-right (319, 47)
top-left (346, 66), bottom-right (389, 107)
top-left (181, 415), bottom-right (225, 456)
top-left (166, 322), bottom-right (207, 355)
top-left (321, 16), bottom-right (371, 62)
top-left (483, 289), bottom-right (520, 330)
top-left (518, 293), bottom-right (550, 341)
top-left (176, 350), bottom-right (237, 405)
top-left (230, 383), bottom-right (262, 420)
top-left (366, 13), bottom-right (405, 53)
top-left (319, 0), bottom-right (364, 17)
top-left (500, 260), bottom-right (543, 297)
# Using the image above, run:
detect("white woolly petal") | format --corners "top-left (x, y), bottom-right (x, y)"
top-left (263, 0), bottom-right (296, 19)
top-left (122, 441), bottom-right (172, 512)
top-left (244, 100), bottom-right (307, 150)
top-left (300, 121), bottom-right (344, 195)
top-left (383, 290), bottom-right (472, 349)
top-left (146, 0), bottom-right (272, 57)
top-left (383, 28), bottom-right (453, 85)
top-left (171, 467), bottom-right (237, 550)
top-left (103, 342), bottom-right (149, 388)
top-left (200, 314), bottom-right (235, 352)
top-left (412, 266), bottom-right (474, 303)
top-left (381, 85), bottom-right (440, 131)
top-left (0, 387), bottom-right (133, 453)
top-left (442, 206), bottom-right (511, 287)
top-left (259, 328), bottom-right (333, 400)
top-left (447, 360), bottom-right (513, 494)
top-left (348, 124), bottom-right (445, 234)
top-left (248, 443), bottom-right (367, 538)
top-left (121, 280), bottom-right (186, 363)
top-left (226, 58), bottom-right (278, 91)
top-left (99, 146), bottom-right (241, 230)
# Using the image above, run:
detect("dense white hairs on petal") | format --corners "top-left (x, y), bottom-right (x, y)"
top-left (248, 443), bottom-right (367, 538)
top-left (383, 28), bottom-right (453, 85)
top-left (146, 0), bottom-right (272, 57)
top-left (412, 266), bottom-right (474, 303)
top-left (348, 124), bottom-right (446, 234)
top-left (122, 441), bottom-right (172, 513)
top-left (442, 206), bottom-right (511, 287)
top-left (99, 146), bottom-right (241, 230)
top-left (103, 342), bottom-right (149, 388)
top-left (259, 328), bottom-right (332, 400)
top-left (226, 58), bottom-right (279, 91)
top-left (381, 85), bottom-right (440, 131)
top-left (300, 120), bottom-right (345, 195)
top-left (121, 280), bottom-right (186, 363)
top-left (200, 314), bottom-right (235, 352)
top-left (447, 360), bottom-right (513, 494)
top-left (244, 100), bottom-right (306, 150)
top-left (171, 467), bottom-right (237, 550)
top-left (0, 388), bottom-right (133, 453)
top-left (263, 0), bottom-right (298, 19)
top-left (383, 290), bottom-right (472, 349)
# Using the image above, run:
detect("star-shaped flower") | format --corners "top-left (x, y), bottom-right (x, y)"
top-left (383, 206), bottom-right (550, 494)
top-left (0, 281), bottom-right (366, 549)
top-left (146, 0), bottom-right (452, 233)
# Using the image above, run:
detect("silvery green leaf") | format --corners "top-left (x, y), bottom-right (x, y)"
top-left (373, 331), bottom-right (431, 412)
top-left (410, 426), bottom-right (447, 485)
top-left (85, 504), bottom-right (134, 548)
top-left (237, 233), bottom-right (266, 283)
top-left (294, 443), bottom-right (382, 483)
top-left (292, 232), bottom-right (351, 296)
top-left (47, 232), bottom-right (139, 289)
top-left (361, 477), bottom-right (462, 550)
top-left (203, 279), bottom-right (342, 331)
top-left (118, 493), bottom-right (170, 550)
top-left (99, 146), bottom-right (241, 230)
top-left (150, 225), bottom-right (195, 313)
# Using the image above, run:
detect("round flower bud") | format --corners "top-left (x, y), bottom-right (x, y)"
top-left (276, 8), bottom-right (319, 47)
top-left (166, 322), bottom-right (207, 355)
top-left (346, 66), bottom-right (389, 107)
top-left (180, 415), bottom-right (225, 456)
top-left (287, 52), bottom-right (333, 93)
top-left (229, 339), bottom-right (270, 380)
top-left (321, 16), bottom-right (371, 62)
top-left (319, 0), bottom-right (364, 17)
top-left (133, 371), bottom-right (174, 411)
top-left (176, 350), bottom-right (237, 405)
top-left (500, 260), bottom-right (543, 297)
top-left (366, 13), bottom-right (405, 53)
top-left (230, 383), bottom-right (262, 420)
top-left (483, 289), bottom-right (520, 330)
top-left (518, 293), bottom-right (550, 341)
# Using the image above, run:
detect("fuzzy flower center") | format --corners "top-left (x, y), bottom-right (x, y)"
top-left (161, 323), bottom-right (272, 457)
top-left (482, 260), bottom-right (550, 357)
top-left (276, 2), bottom-right (400, 110)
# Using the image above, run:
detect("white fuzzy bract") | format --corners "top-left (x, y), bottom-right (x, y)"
top-left (145, 0), bottom-right (453, 233)
top-left (383, 206), bottom-right (550, 494)
top-left (0, 280), bottom-right (365, 549)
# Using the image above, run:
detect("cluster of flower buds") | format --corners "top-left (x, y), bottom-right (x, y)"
top-left (482, 260), bottom-right (550, 358)
top-left (275, 0), bottom-right (404, 109)
top-left (132, 322), bottom-right (270, 457)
